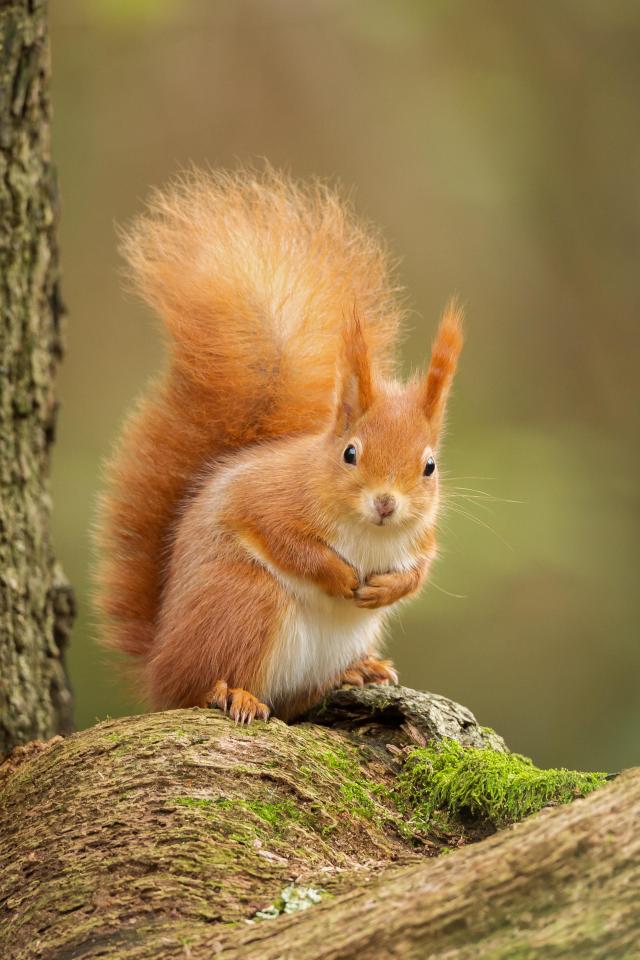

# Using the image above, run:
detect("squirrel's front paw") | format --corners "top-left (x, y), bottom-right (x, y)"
top-left (355, 571), bottom-right (411, 608)
top-left (321, 556), bottom-right (359, 599)
top-left (341, 656), bottom-right (398, 687)
top-left (206, 680), bottom-right (270, 724)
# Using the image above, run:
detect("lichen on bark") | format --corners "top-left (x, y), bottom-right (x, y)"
top-left (0, 0), bottom-right (74, 752)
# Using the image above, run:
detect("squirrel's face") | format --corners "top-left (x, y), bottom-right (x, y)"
top-left (329, 300), bottom-right (463, 532)
top-left (330, 390), bottom-right (440, 530)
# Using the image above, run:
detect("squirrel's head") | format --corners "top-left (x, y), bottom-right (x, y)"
top-left (327, 301), bottom-right (463, 531)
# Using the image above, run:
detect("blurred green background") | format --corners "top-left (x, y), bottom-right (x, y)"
top-left (49, 0), bottom-right (639, 771)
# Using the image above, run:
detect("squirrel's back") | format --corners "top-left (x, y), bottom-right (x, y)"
top-left (96, 168), bottom-right (406, 661)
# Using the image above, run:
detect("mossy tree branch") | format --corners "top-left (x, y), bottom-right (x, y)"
top-left (1, 685), bottom-right (634, 960)
top-left (221, 765), bottom-right (639, 960)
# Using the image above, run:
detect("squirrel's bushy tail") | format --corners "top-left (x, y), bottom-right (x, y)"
top-left (96, 167), bottom-right (405, 660)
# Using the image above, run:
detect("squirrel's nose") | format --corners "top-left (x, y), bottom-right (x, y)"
top-left (374, 494), bottom-right (396, 520)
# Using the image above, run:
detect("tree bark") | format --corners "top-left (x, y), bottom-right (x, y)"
top-left (0, 686), bottom-right (635, 960)
top-left (0, 0), bottom-right (74, 753)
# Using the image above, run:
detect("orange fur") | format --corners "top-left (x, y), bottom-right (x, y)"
top-left (341, 656), bottom-right (399, 687)
top-left (96, 168), bottom-right (402, 661)
top-left (338, 310), bottom-right (374, 430)
top-left (421, 298), bottom-right (464, 436)
top-left (96, 167), bottom-right (463, 721)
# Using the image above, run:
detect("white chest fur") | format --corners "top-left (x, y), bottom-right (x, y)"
top-left (254, 522), bottom-right (421, 705)
top-left (329, 521), bottom-right (420, 580)
top-left (260, 581), bottom-right (385, 704)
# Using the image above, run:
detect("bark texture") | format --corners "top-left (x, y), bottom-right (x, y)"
top-left (222, 767), bottom-right (639, 960)
top-left (0, 686), bottom-right (635, 960)
top-left (0, 0), bottom-right (73, 752)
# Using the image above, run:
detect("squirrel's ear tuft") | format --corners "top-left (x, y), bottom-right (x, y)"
top-left (335, 309), bottom-right (374, 434)
top-left (420, 299), bottom-right (464, 438)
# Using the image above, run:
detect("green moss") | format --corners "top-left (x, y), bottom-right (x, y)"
top-left (223, 720), bottom-right (269, 736)
top-left (174, 796), bottom-right (215, 809)
top-left (313, 745), bottom-right (390, 823)
top-left (339, 780), bottom-right (377, 819)
top-left (242, 798), bottom-right (301, 827)
top-left (173, 794), bottom-right (313, 836)
top-left (396, 738), bottom-right (607, 828)
top-left (316, 745), bottom-right (359, 774)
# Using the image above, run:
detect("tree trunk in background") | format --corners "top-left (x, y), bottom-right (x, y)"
top-left (0, 687), bottom-right (637, 960)
top-left (0, 0), bottom-right (73, 753)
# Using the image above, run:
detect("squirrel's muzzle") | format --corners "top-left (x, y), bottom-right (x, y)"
top-left (374, 494), bottom-right (397, 521)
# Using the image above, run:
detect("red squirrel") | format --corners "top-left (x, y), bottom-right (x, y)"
top-left (96, 168), bottom-right (463, 724)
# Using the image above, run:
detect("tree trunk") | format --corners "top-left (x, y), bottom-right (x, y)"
top-left (0, 686), bottom-right (635, 960)
top-left (0, 0), bottom-right (74, 753)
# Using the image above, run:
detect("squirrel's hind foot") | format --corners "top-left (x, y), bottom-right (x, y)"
top-left (340, 656), bottom-right (399, 688)
top-left (206, 680), bottom-right (270, 725)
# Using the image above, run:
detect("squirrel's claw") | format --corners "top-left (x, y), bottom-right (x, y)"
top-left (206, 680), bottom-right (230, 712)
top-left (206, 681), bottom-right (270, 725)
top-left (340, 656), bottom-right (399, 688)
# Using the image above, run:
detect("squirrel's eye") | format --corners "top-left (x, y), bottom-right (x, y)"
top-left (424, 456), bottom-right (436, 477)
top-left (343, 445), bottom-right (357, 465)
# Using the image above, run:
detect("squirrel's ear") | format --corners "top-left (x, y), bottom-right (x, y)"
top-left (420, 299), bottom-right (464, 439)
top-left (334, 310), bottom-right (374, 434)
